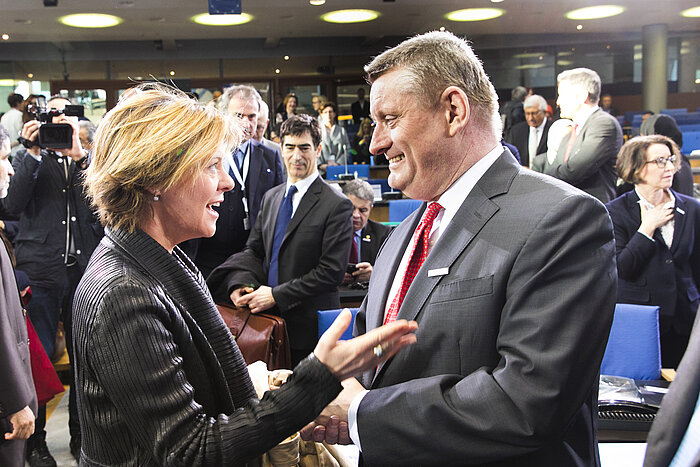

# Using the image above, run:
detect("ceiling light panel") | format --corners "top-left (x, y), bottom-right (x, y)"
top-left (446, 8), bottom-right (504, 22)
top-left (565, 5), bottom-right (625, 20)
top-left (321, 9), bottom-right (380, 24)
top-left (59, 13), bottom-right (123, 28)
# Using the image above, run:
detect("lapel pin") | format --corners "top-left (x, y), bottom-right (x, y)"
top-left (676, 207), bottom-right (685, 215)
top-left (428, 267), bottom-right (449, 277)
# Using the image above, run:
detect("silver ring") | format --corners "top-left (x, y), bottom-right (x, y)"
top-left (373, 344), bottom-right (384, 358)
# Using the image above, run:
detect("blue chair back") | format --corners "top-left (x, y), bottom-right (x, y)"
top-left (601, 303), bottom-right (661, 380)
top-left (661, 108), bottom-right (688, 115)
top-left (368, 178), bottom-right (391, 194)
top-left (326, 164), bottom-right (370, 180)
top-left (318, 308), bottom-right (359, 340)
top-left (681, 131), bottom-right (700, 154)
top-left (389, 199), bottom-right (423, 223)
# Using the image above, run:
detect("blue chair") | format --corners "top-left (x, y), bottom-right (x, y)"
top-left (601, 303), bottom-right (661, 380)
top-left (388, 199), bottom-right (422, 223)
top-left (679, 123), bottom-right (700, 133)
top-left (368, 178), bottom-right (391, 194)
top-left (661, 108), bottom-right (688, 115)
top-left (318, 308), bottom-right (359, 340)
top-left (326, 164), bottom-right (370, 180)
top-left (681, 131), bottom-right (700, 154)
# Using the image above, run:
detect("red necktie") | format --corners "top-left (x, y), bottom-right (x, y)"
top-left (563, 124), bottom-right (578, 163)
top-left (384, 202), bottom-right (443, 325)
top-left (349, 236), bottom-right (359, 264)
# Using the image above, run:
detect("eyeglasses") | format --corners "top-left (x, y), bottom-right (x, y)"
top-left (644, 155), bottom-right (676, 168)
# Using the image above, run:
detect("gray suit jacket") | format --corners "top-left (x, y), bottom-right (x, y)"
top-left (0, 241), bottom-right (36, 465)
top-left (209, 176), bottom-right (353, 351)
top-left (644, 311), bottom-right (700, 467)
top-left (354, 151), bottom-right (617, 466)
top-left (533, 109), bottom-right (622, 203)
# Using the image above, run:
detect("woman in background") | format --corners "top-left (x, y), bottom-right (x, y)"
top-left (275, 93), bottom-right (297, 127)
top-left (318, 101), bottom-right (350, 173)
top-left (73, 83), bottom-right (417, 466)
top-left (606, 135), bottom-right (700, 367)
top-left (352, 117), bottom-right (374, 165)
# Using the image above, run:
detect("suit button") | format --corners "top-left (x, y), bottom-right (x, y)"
top-left (666, 259), bottom-right (673, 264)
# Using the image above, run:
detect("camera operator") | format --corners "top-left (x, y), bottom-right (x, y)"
top-left (5, 95), bottom-right (103, 466)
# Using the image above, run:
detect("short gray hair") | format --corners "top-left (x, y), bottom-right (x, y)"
top-left (79, 120), bottom-right (97, 144)
top-left (219, 84), bottom-right (261, 115)
top-left (557, 68), bottom-right (601, 105)
top-left (523, 94), bottom-right (547, 111)
top-left (511, 86), bottom-right (527, 101)
top-left (0, 124), bottom-right (9, 147)
top-left (258, 98), bottom-right (269, 121)
top-left (364, 30), bottom-right (501, 139)
top-left (342, 179), bottom-right (374, 204)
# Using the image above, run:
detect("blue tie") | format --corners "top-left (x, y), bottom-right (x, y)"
top-left (268, 185), bottom-right (297, 287)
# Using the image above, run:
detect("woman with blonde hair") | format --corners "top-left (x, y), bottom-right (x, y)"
top-left (606, 134), bottom-right (700, 367)
top-left (73, 83), bottom-right (417, 465)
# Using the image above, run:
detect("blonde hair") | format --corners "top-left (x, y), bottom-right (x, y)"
top-left (86, 83), bottom-right (242, 232)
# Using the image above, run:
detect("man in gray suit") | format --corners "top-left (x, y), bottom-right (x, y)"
top-left (532, 67), bottom-right (622, 203)
top-left (303, 31), bottom-right (617, 466)
top-left (644, 311), bottom-right (700, 466)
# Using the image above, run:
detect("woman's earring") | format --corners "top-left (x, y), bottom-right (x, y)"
top-left (153, 194), bottom-right (160, 202)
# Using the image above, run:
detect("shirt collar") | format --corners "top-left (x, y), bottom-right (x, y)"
top-left (436, 144), bottom-right (502, 227)
top-left (530, 117), bottom-right (547, 132)
top-left (287, 171), bottom-right (318, 196)
top-left (573, 105), bottom-right (599, 130)
top-left (635, 187), bottom-right (675, 209)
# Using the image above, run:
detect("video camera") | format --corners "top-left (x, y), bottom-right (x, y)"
top-left (25, 96), bottom-right (84, 149)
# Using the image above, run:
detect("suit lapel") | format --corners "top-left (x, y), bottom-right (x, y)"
top-left (246, 142), bottom-right (261, 200)
top-left (670, 192), bottom-right (687, 255)
top-left (284, 176), bottom-right (322, 242)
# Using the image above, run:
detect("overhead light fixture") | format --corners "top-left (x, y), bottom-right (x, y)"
top-left (284, 55), bottom-right (290, 60)
top-left (169, 70), bottom-right (175, 76)
top-left (565, 5), bottom-right (624, 20)
top-left (309, 0), bottom-right (326, 5)
top-left (512, 52), bottom-right (546, 59)
top-left (275, 68), bottom-right (280, 74)
top-left (557, 60), bottom-right (573, 66)
top-left (490, 0), bottom-right (504, 3)
top-left (446, 8), bottom-right (504, 22)
top-left (191, 12), bottom-right (252, 26)
top-left (1, 34), bottom-right (9, 40)
top-left (439, 26), bottom-right (446, 31)
top-left (27, 73), bottom-right (34, 78)
top-left (576, 24), bottom-right (583, 30)
top-left (681, 6), bottom-right (700, 17)
top-left (321, 9), bottom-right (380, 24)
top-left (59, 13), bottom-right (123, 28)
top-left (515, 64), bottom-right (546, 70)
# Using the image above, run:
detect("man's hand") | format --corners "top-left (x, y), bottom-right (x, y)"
top-left (230, 286), bottom-right (255, 307)
top-left (50, 115), bottom-right (84, 162)
top-left (342, 272), bottom-right (354, 285)
top-left (4, 405), bottom-right (35, 440)
top-left (300, 378), bottom-right (365, 444)
top-left (352, 262), bottom-right (373, 282)
top-left (234, 285), bottom-right (276, 314)
top-left (20, 121), bottom-right (41, 157)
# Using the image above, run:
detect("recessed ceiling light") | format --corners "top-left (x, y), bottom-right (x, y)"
top-left (576, 24), bottom-right (583, 30)
top-left (446, 8), bottom-right (504, 22)
top-left (439, 26), bottom-right (446, 31)
top-left (309, 0), bottom-right (326, 5)
top-left (565, 5), bottom-right (624, 20)
top-left (1, 34), bottom-right (9, 40)
top-left (681, 6), bottom-right (700, 17)
top-left (59, 13), bottom-right (123, 28)
top-left (557, 60), bottom-right (573, 67)
top-left (490, 0), bottom-right (504, 3)
top-left (512, 52), bottom-right (546, 59)
top-left (275, 68), bottom-right (280, 74)
top-left (169, 70), bottom-right (175, 76)
top-left (321, 9), bottom-right (380, 24)
top-left (284, 55), bottom-right (290, 60)
top-left (27, 73), bottom-right (34, 78)
top-left (191, 13), bottom-right (253, 26)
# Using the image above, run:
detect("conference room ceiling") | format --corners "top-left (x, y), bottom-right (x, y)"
top-left (1, 0), bottom-right (698, 44)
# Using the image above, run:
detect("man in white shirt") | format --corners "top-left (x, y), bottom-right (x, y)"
top-left (532, 68), bottom-right (622, 203)
top-left (506, 94), bottom-right (552, 168)
top-left (0, 93), bottom-right (24, 156)
top-left (302, 31), bottom-right (617, 467)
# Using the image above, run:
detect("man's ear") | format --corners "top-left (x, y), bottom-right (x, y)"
top-left (441, 86), bottom-right (470, 137)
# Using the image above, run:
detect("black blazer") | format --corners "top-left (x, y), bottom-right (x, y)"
top-left (73, 227), bottom-right (341, 466)
top-left (359, 219), bottom-right (392, 265)
top-left (606, 189), bottom-right (700, 334)
top-left (208, 176), bottom-right (353, 351)
top-left (507, 118), bottom-right (553, 168)
top-left (189, 140), bottom-right (284, 276)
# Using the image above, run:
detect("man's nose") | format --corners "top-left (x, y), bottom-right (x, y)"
top-left (369, 124), bottom-right (389, 156)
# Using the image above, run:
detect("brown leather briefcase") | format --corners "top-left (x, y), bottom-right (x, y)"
top-left (216, 303), bottom-right (292, 370)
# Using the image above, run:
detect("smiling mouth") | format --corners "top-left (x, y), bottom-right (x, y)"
top-left (388, 154), bottom-right (405, 164)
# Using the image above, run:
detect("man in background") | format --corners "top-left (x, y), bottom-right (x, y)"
top-left (253, 98), bottom-right (285, 178)
top-left (500, 85), bottom-right (527, 141)
top-left (351, 88), bottom-right (370, 125)
top-left (533, 68), bottom-right (623, 203)
top-left (506, 94), bottom-right (553, 168)
top-left (1, 93), bottom-right (24, 156)
top-left (304, 31), bottom-right (616, 466)
top-left (208, 114), bottom-right (353, 366)
top-left (186, 85), bottom-right (284, 277)
top-left (340, 179), bottom-right (391, 285)
top-left (600, 93), bottom-right (619, 116)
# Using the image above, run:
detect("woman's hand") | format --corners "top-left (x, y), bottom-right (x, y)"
top-left (639, 203), bottom-right (674, 237)
top-left (313, 309), bottom-right (417, 381)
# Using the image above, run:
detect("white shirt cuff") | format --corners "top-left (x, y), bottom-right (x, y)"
top-left (348, 389), bottom-right (369, 450)
top-left (637, 230), bottom-right (655, 242)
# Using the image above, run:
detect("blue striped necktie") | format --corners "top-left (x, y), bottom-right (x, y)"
top-left (267, 185), bottom-right (297, 287)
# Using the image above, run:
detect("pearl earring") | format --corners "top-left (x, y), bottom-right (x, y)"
top-left (153, 195), bottom-right (160, 202)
